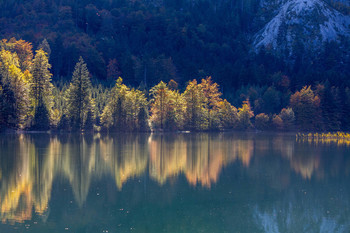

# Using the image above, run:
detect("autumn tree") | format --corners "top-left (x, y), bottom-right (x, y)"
top-left (149, 81), bottom-right (178, 130)
top-left (183, 80), bottom-right (206, 130)
top-left (65, 57), bottom-right (94, 130)
top-left (1, 38), bottom-right (33, 72)
top-left (255, 113), bottom-right (270, 130)
top-left (290, 86), bottom-right (322, 130)
top-left (200, 76), bottom-right (222, 129)
top-left (237, 100), bottom-right (254, 129)
top-left (101, 78), bottom-right (149, 131)
top-left (218, 99), bottom-right (238, 129)
top-left (279, 108), bottom-right (295, 130)
top-left (0, 50), bottom-right (30, 128)
top-left (272, 114), bottom-right (283, 130)
top-left (101, 77), bottom-right (129, 130)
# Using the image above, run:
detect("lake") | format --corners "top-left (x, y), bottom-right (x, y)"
top-left (0, 132), bottom-right (349, 233)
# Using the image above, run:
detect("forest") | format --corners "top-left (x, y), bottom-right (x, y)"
top-left (0, 0), bottom-right (349, 90)
top-left (1, 38), bottom-right (350, 132)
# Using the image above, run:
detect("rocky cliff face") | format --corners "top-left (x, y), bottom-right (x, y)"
top-left (253, 0), bottom-right (350, 56)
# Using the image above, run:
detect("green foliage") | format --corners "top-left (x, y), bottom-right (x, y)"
top-left (149, 81), bottom-right (180, 130)
top-left (262, 86), bottom-right (281, 114)
top-left (0, 37), bottom-right (349, 132)
top-left (38, 39), bottom-right (51, 58)
top-left (317, 84), bottom-right (342, 131)
top-left (101, 77), bottom-right (149, 131)
top-left (32, 102), bottom-right (50, 130)
top-left (183, 80), bottom-right (206, 131)
top-left (65, 57), bottom-right (94, 131)
top-left (30, 49), bottom-right (54, 129)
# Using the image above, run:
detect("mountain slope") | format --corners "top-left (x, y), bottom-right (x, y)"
top-left (253, 0), bottom-right (350, 55)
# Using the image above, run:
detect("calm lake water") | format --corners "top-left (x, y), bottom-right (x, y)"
top-left (0, 132), bottom-right (349, 233)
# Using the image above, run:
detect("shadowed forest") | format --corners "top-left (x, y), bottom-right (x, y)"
top-left (1, 38), bottom-right (350, 132)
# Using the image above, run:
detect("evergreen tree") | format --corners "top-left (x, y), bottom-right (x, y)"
top-left (84, 107), bottom-right (94, 131)
top-left (101, 77), bottom-right (129, 130)
top-left (137, 106), bottom-right (150, 131)
top-left (340, 87), bottom-right (350, 131)
top-left (101, 78), bottom-right (149, 131)
top-left (38, 39), bottom-right (51, 58)
top-left (33, 102), bottom-right (50, 130)
top-left (30, 49), bottom-right (53, 129)
top-left (57, 113), bottom-right (69, 131)
top-left (65, 57), bottom-right (94, 131)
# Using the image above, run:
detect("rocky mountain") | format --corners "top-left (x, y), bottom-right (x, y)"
top-left (253, 0), bottom-right (350, 55)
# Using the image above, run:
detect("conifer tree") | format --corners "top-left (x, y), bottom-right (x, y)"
top-left (30, 49), bottom-right (53, 129)
top-left (101, 78), bottom-right (149, 131)
top-left (101, 77), bottom-right (128, 130)
top-left (38, 39), bottom-right (51, 58)
top-left (65, 57), bottom-right (94, 130)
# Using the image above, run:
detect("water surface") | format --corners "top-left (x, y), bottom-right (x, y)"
top-left (0, 132), bottom-right (349, 233)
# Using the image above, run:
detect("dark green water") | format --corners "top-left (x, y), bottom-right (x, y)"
top-left (0, 132), bottom-right (349, 233)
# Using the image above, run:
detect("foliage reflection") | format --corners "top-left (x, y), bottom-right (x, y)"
top-left (0, 133), bottom-right (349, 224)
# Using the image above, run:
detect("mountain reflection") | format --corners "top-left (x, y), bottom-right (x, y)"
top-left (0, 133), bottom-right (349, 223)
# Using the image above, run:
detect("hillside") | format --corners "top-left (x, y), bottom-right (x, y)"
top-left (0, 0), bottom-right (349, 90)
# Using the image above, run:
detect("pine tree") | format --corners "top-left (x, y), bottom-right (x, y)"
top-left (65, 57), bottom-right (94, 131)
top-left (38, 39), bottom-right (51, 58)
top-left (30, 49), bottom-right (53, 129)
top-left (101, 78), bottom-right (149, 131)
top-left (137, 106), bottom-right (150, 131)
top-left (33, 102), bottom-right (50, 130)
top-left (57, 113), bottom-right (69, 131)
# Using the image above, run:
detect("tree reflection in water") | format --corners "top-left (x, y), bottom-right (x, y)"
top-left (0, 132), bottom-right (349, 228)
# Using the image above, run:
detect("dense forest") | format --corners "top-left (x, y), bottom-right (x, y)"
top-left (1, 38), bottom-right (350, 132)
top-left (0, 0), bottom-right (349, 90)
top-left (0, 0), bottom-right (350, 132)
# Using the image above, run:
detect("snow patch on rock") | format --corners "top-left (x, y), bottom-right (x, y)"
top-left (253, 0), bottom-right (350, 53)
